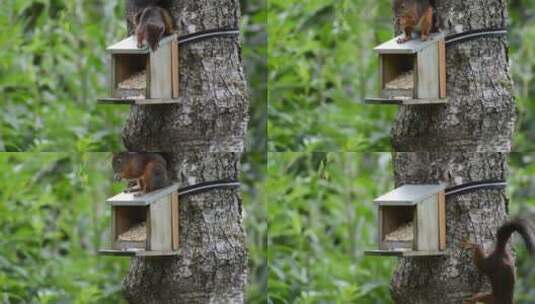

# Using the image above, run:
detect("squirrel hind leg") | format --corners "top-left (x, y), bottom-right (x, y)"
top-left (463, 292), bottom-right (494, 304)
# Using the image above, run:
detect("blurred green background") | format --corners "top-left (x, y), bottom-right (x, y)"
top-left (267, 152), bottom-right (535, 303)
top-left (0, 0), bottom-right (266, 152)
top-left (0, 152), bottom-right (266, 303)
top-left (268, 0), bottom-right (535, 151)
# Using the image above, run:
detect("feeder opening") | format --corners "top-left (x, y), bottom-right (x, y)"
top-left (381, 54), bottom-right (415, 99)
top-left (113, 54), bottom-right (148, 99)
top-left (114, 206), bottom-right (147, 249)
top-left (380, 206), bottom-right (415, 250)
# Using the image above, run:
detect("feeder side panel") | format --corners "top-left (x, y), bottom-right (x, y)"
top-left (416, 196), bottom-right (439, 251)
top-left (417, 44), bottom-right (440, 99)
top-left (149, 196), bottom-right (172, 251)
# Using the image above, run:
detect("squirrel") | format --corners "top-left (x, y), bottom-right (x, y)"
top-left (393, 0), bottom-right (435, 43)
top-left (112, 152), bottom-right (169, 195)
top-left (461, 218), bottom-right (535, 304)
top-left (133, 6), bottom-right (176, 51)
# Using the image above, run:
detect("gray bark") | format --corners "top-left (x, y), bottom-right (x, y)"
top-left (123, 153), bottom-right (247, 304)
top-left (121, 1), bottom-right (248, 303)
top-left (392, 0), bottom-right (516, 152)
top-left (391, 152), bottom-right (509, 304)
top-left (124, 0), bottom-right (248, 152)
top-left (390, 1), bottom-right (515, 303)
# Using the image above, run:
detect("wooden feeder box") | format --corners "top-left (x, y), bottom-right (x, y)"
top-left (365, 184), bottom-right (447, 257)
top-left (365, 33), bottom-right (447, 105)
top-left (99, 183), bottom-right (180, 257)
top-left (98, 34), bottom-right (179, 105)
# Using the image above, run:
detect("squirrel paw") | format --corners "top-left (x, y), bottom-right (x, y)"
top-left (397, 36), bottom-right (410, 44)
top-left (460, 239), bottom-right (476, 250)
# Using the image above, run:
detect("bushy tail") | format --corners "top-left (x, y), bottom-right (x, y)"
top-left (147, 23), bottom-right (165, 51)
top-left (496, 218), bottom-right (535, 255)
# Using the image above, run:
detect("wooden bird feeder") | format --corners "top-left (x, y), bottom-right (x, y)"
top-left (365, 184), bottom-right (447, 257)
top-left (99, 183), bottom-right (180, 257)
top-left (365, 33), bottom-right (447, 105)
top-left (98, 34), bottom-right (179, 105)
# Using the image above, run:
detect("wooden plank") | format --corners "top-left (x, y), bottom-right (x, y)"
top-left (364, 98), bottom-right (403, 105)
top-left (417, 43), bottom-right (439, 99)
top-left (171, 41), bottom-right (179, 98)
top-left (378, 206), bottom-right (385, 250)
top-left (364, 250), bottom-right (445, 257)
top-left (97, 98), bottom-right (181, 105)
top-left (401, 98), bottom-right (448, 105)
top-left (365, 97), bottom-right (448, 105)
top-left (109, 54), bottom-right (115, 97)
top-left (98, 249), bottom-right (138, 256)
top-left (374, 184), bottom-right (447, 205)
top-left (439, 39), bottom-right (447, 98)
top-left (106, 183), bottom-right (179, 206)
top-left (438, 191), bottom-right (447, 250)
top-left (379, 55), bottom-right (383, 94)
top-left (171, 192), bottom-right (179, 250)
top-left (416, 195), bottom-right (439, 251)
top-left (150, 43), bottom-right (172, 99)
top-left (136, 250), bottom-right (180, 257)
top-left (111, 206), bottom-right (117, 249)
top-left (374, 32), bottom-right (446, 54)
top-left (107, 34), bottom-right (177, 54)
top-left (150, 196), bottom-right (172, 251)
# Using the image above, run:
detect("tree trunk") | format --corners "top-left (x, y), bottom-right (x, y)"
top-left (390, 1), bottom-right (516, 303)
top-left (121, 1), bottom-right (248, 303)
top-left (123, 0), bottom-right (248, 152)
top-left (391, 152), bottom-right (509, 304)
top-left (392, 0), bottom-right (515, 152)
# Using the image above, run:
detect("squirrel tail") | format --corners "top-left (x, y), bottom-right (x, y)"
top-left (496, 218), bottom-right (535, 256)
top-left (147, 23), bottom-right (165, 51)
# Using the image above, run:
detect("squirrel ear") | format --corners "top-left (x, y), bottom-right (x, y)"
top-left (133, 11), bottom-right (142, 26)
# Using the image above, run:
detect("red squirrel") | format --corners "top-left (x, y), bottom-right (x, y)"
top-left (112, 152), bottom-right (169, 195)
top-left (393, 0), bottom-right (434, 43)
top-left (134, 6), bottom-right (176, 51)
top-left (461, 218), bottom-right (535, 304)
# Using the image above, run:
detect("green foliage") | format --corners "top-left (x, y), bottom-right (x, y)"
top-left (268, 152), bottom-right (535, 303)
top-left (267, 153), bottom-right (395, 303)
top-left (0, 152), bottom-right (267, 303)
top-left (0, 153), bottom-right (128, 303)
top-left (268, 0), bottom-right (535, 151)
top-left (0, 0), bottom-right (128, 151)
top-left (0, 0), bottom-right (266, 152)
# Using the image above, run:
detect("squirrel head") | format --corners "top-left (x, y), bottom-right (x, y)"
top-left (112, 152), bottom-right (130, 180)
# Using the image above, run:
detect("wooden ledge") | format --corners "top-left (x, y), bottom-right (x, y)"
top-left (364, 250), bottom-right (446, 257)
top-left (97, 98), bottom-right (180, 105)
top-left (99, 249), bottom-right (180, 257)
top-left (364, 98), bottom-right (448, 105)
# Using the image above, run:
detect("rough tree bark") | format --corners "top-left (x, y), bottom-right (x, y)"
top-left (392, 0), bottom-right (515, 152)
top-left (124, 0), bottom-right (248, 152)
top-left (121, 1), bottom-right (248, 303)
top-left (390, 1), bottom-right (516, 303)
top-left (391, 152), bottom-right (509, 303)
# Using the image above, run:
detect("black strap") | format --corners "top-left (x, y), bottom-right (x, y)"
top-left (445, 28), bottom-right (507, 46)
top-left (445, 180), bottom-right (507, 197)
top-left (177, 28), bottom-right (240, 46)
top-left (177, 180), bottom-right (240, 198)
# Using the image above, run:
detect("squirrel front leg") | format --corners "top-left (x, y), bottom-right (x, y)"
top-left (464, 292), bottom-right (494, 304)
top-left (397, 25), bottom-right (414, 43)
top-left (159, 7), bottom-right (176, 34)
top-left (419, 6), bottom-right (433, 41)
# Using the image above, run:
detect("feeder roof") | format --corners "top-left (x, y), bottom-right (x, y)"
top-left (106, 183), bottom-right (179, 206)
top-left (107, 34), bottom-right (177, 54)
top-left (374, 184), bottom-right (446, 205)
top-left (374, 32), bottom-right (445, 54)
